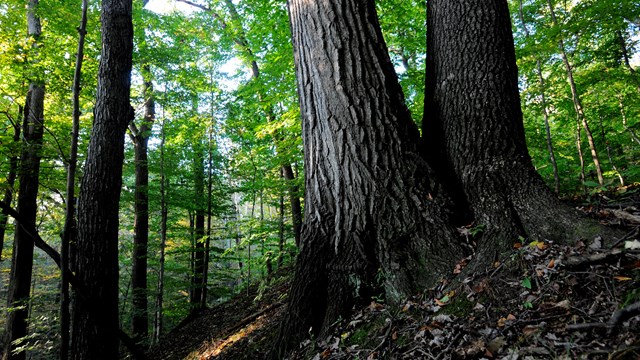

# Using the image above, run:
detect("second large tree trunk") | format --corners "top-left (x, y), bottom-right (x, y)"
top-left (71, 0), bottom-right (133, 357)
top-left (423, 0), bottom-right (608, 260)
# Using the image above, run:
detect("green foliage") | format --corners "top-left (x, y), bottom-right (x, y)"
top-left (0, 0), bottom-right (638, 356)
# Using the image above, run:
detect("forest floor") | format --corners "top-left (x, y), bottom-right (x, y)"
top-left (147, 186), bottom-right (640, 360)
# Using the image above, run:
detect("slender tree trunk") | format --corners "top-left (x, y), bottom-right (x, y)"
top-left (576, 118), bottom-right (587, 193)
top-left (597, 113), bottom-right (624, 186)
top-left (153, 115), bottom-right (167, 344)
top-left (518, 0), bottom-right (560, 194)
top-left (275, 0), bottom-right (463, 355)
top-left (0, 108), bottom-right (21, 263)
top-left (184, 0), bottom-right (304, 247)
top-left (60, 0), bottom-right (87, 357)
top-left (2, 1), bottom-right (45, 357)
top-left (281, 165), bottom-right (302, 247)
top-left (130, 65), bottom-right (154, 344)
top-left (277, 193), bottom-right (284, 268)
top-left (203, 123), bottom-right (214, 309)
top-left (190, 147), bottom-right (206, 311)
top-left (3, 85), bottom-right (44, 360)
top-left (546, 0), bottom-right (604, 186)
top-left (71, 0), bottom-right (133, 357)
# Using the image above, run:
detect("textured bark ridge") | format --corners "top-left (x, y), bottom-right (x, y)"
top-left (71, 0), bottom-right (133, 358)
top-left (423, 0), bottom-right (611, 259)
top-left (276, 0), bottom-right (463, 353)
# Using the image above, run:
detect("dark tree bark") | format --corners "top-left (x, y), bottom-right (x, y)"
top-left (60, 0), bottom-right (87, 357)
top-left (129, 65), bottom-right (154, 344)
top-left (2, 0), bottom-right (44, 357)
top-left (275, 0), bottom-right (619, 356)
top-left (275, 0), bottom-right (463, 354)
top-left (3, 87), bottom-right (44, 360)
top-left (0, 108), bottom-right (21, 263)
top-left (423, 0), bottom-right (611, 258)
top-left (71, 0), bottom-right (133, 357)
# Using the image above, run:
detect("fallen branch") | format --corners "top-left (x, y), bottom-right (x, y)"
top-left (610, 209), bottom-right (640, 224)
top-left (608, 301), bottom-right (640, 334)
top-left (564, 249), bottom-right (624, 269)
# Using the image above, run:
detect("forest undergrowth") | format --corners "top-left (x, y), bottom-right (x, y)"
top-left (148, 186), bottom-right (640, 360)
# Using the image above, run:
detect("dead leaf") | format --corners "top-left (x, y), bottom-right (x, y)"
top-left (547, 258), bottom-right (555, 268)
top-left (391, 331), bottom-right (397, 341)
top-left (554, 300), bottom-right (570, 309)
top-left (487, 336), bottom-right (506, 353)
top-left (614, 276), bottom-right (632, 281)
top-left (506, 313), bottom-right (516, 321)
top-left (497, 317), bottom-right (506, 327)
top-left (513, 242), bottom-right (523, 249)
top-left (369, 301), bottom-right (384, 311)
top-left (522, 325), bottom-right (541, 337)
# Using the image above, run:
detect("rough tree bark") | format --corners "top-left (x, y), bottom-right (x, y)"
top-left (2, 0), bottom-right (45, 357)
top-left (423, 0), bottom-right (609, 260)
top-left (275, 0), bottom-right (618, 356)
top-left (275, 0), bottom-right (463, 354)
top-left (129, 65), bottom-right (154, 344)
top-left (71, 0), bottom-right (133, 357)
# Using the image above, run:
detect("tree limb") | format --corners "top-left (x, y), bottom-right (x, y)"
top-left (0, 200), bottom-right (147, 359)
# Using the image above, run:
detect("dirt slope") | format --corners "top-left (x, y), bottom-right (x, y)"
top-left (149, 187), bottom-right (640, 360)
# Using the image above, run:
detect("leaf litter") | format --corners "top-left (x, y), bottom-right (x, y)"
top-left (148, 187), bottom-right (640, 360)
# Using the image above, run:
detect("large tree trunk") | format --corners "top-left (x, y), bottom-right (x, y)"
top-left (71, 0), bottom-right (133, 357)
top-left (423, 0), bottom-right (609, 258)
top-left (275, 0), bottom-right (462, 354)
top-left (2, 0), bottom-right (44, 357)
top-left (130, 66), bottom-right (154, 344)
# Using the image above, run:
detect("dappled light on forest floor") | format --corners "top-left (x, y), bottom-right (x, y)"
top-left (196, 315), bottom-right (266, 358)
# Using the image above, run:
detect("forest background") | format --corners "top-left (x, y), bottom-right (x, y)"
top-left (0, 0), bottom-right (639, 357)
